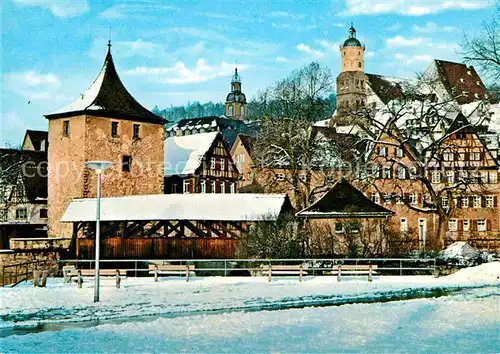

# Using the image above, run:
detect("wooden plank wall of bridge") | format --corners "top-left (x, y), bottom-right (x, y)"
top-left (76, 237), bottom-right (238, 259)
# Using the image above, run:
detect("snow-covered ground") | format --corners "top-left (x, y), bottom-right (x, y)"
top-left (1, 263), bottom-right (499, 353)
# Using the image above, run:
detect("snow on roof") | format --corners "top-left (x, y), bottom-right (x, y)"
top-left (164, 131), bottom-right (219, 176)
top-left (313, 118), bottom-right (330, 128)
top-left (61, 193), bottom-right (289, 222)
top-left (49, 65), bottom-right (106, 115)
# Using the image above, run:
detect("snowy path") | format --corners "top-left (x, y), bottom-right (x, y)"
top-left (1, 262), bottom-right (499, 330)
top-left (2, 288), bottom-right (499, 353)
top-left (0, 262), bottom-right (499, 352)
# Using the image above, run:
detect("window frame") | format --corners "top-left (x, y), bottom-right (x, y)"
top-left (122, 155), bottom-right (132, 172)
top-left (111, 121), bottom-right (119, 138)
top-left (133, 124), bottom-right (140, 139)
top-left (448, 219), bottom-right (458, 231)
top-left (63, 120), bottom-right (70, 137)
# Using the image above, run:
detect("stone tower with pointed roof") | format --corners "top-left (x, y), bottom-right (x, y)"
top-left (45, 42), bottom-right (165, 237)
top-left (225, 68), bottom-right (247, 120)
top-left (336, 24), bottom-right (369, 116)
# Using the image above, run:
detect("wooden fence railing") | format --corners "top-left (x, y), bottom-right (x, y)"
top-left (1, 259), bottom-right (57, 287)
top-left (77, 237), bottom-right (239, 259)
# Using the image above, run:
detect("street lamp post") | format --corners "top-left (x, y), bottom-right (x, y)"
top-left (85, 161), bottom-right (112, 303)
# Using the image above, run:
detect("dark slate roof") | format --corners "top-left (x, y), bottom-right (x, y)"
top-left (45, 45), bottom-right (164, 124)
top-left (296, 178), bottom-right (394, 218)
top-left (0, 149), bottom-right (47, 204)
top-left (23, 130), bottom-right (48, 151)
top-left (166, 116), bottom-right (252, 150)
top-left (434, 60), bottom-right (491, 104)
top-left (366, 74), bottom-right (406, 104)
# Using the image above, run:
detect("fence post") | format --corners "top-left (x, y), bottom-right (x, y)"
top-left (400, 260), bottom-right (403, 276)
top-left (368, 265), bottom-right (373, 282)
top-left (135, 260), bottom-right (137, 278)
top-left (77, 270), bottom-right (82, 289)
top-left (299, 265), bottom-right (303, 282)
top-left (41, 270), bottom-right (48, 287)
top-left (268, 262), bottom-right (272, 282)
top-left (116, 270), bottom-right (121, 289)
top-left (33, 270), bottom-right (40, 287)
top-left (1, 265), bottom-right (4, 287)
top-left (224, 260), bottom-right (227, 277)
top-left (337, 265), bottom-right (342, 282)
top-left (185, 265), bottom-right (189, 282)
top-left (154, 265), bottom-right (158, 282)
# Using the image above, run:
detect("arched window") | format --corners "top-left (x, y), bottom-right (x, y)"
top-left (240, 105), bottom-right (244, 115)
top-left (358, 62), bottom-right (362, 68)
top-left (228, 105), bottom-right (233, 116)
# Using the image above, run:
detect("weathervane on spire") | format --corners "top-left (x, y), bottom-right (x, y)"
top-left (107, 26), bottom-right (112, 52)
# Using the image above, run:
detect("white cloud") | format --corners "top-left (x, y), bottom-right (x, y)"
top-left (124, 59), bottom-right (249, 84)
top-left (413, 22), bottom-right (456, 33)
top-left (276, 56), bottom-right (290, 63)
top-left (89, 38), bottom-right (163, 59)
top-left (296, 43), bottom-right (324, 57)
top-left (316, 40), bottom-right (339, 51)
top-left (8, 71), bottom-right (60, 88)
top-left (413, 54), bottom-right (434, 62)
top-left (342, 0), bottom-right (490, 16)
top-left (365, 51), bottom-right (375, 58)
top-left (224, 42), bottom-right (279, 57)
top-left (386, 36), bottom-right (425, 47)
top-left (272, 22), bottom-right (292, 29)
top-left (168, 27), bottom-right (227, 42)
top-left (385, 23), bottom-right (402, 31)
top-left (100, 3), bottom-right (177, 20)
top-left (12, 0), bottom-right (88, 17)
top-left (269, 11), bottom-right (305, 20)
top-left (332, 23), bottom-right (345, 28)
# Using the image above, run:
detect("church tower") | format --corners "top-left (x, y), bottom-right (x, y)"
top-left (225, 68), bottom-right (247, 120)
top-left (44, 42), bottom-right (165, 237)
top-left (336, 24), bottom-right (368, 115)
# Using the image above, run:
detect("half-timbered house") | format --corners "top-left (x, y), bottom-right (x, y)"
top-left (164, 131), bottom-right (239, 194)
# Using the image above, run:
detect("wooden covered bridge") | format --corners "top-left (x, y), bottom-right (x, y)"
top-left (61, 193), bottom-right (293, 259)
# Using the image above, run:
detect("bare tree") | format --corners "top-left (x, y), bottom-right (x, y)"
top-left (249, 62), bottom-right (355, 210)
top-left (462, 3), bottom-right (500, 81)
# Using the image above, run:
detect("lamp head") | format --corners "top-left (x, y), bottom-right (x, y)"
top-left (85, 161), bottom-right (113, 173)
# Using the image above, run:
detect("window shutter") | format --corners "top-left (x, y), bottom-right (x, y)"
top-left (486, 219), bottom-right (492, 231)
top-left (472, 220), bottom-right (477, 232)
top-left (481, 196), bottom-right (486, 208)
top-left (494, 196), bottom-right (498, 207)
top-left (479, 152), bottom-right (484, 160)
top-left (456, 196), bottom-right (462, 208)
top-left (468, 196), bottom-right (474, 207)
top-left (404, 193), bottom-right (409, 203)
top-left (190, 180), bottom-right (195, 193)
top-left (458, 219), bottom-right (463, 231)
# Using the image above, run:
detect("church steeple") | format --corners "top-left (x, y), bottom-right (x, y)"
top-left (225, 67), bottom-right (247, 120)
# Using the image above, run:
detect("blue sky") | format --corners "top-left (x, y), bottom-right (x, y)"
top-left (1, 0), bottom-right (496, 146)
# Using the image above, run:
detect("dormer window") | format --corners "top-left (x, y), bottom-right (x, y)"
top-left (40, 139), bottom-right (46, 151)
top-left (476, 81), bottom-right (481, 86)
top-left (460, 78), bottom-right (465, 83)
top-left (467, 70), bottom-right (472, 76)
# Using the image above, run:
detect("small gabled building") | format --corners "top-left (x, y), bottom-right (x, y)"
top-left (21, 130), bottom-right (48, 152)
top-left (0, 149), bottom-right (48, 248)
top-left (230, 134), bottom-right (255, 188)
top-left (296, 178), bottom-right (394, 256)
top-left (164, 131), bottom-right (239, 194)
